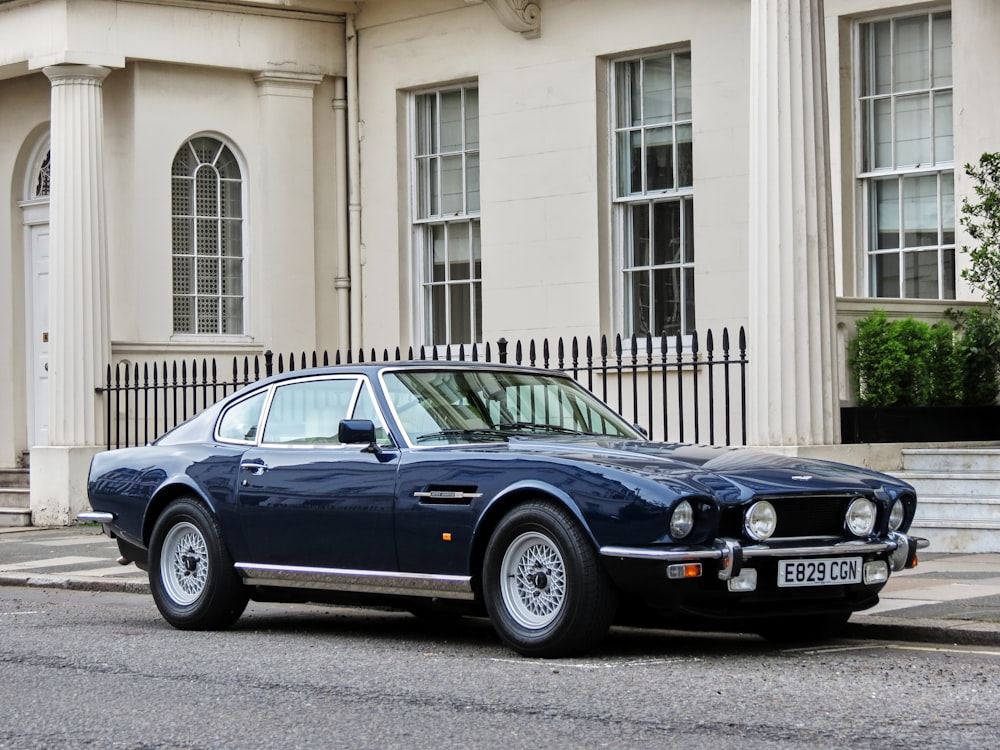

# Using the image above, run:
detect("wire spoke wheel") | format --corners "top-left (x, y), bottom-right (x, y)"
top-left (483, 500), bottom-right (617, 657)
top-left (160, 521), bottom-right (210, 606)
top-left (500, 531), bottom-right (568, 630)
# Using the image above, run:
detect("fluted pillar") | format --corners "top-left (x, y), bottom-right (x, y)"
top-left (31, 65), bottom-right (111, 525)
top-left (747, 0), bottom-right (839, 447)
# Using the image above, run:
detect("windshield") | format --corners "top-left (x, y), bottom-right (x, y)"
top-left (382, 369), bottom-right (643, 445)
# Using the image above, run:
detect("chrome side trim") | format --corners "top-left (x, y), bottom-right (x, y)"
top-left (77, 511), bottom-right (115, 524)
top-left (234, 563), bottom-right (475, 600)
top-left (414, 491), bottom-right (483, 500)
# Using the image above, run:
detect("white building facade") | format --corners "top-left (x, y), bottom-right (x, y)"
top-left (0, 0), bottom-right (997, 523)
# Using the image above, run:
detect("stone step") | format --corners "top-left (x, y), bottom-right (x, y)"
top-left (0, 507), bottom-right (31, 527)
top-left (915, 494), bottom-right (1000, 522)
top-left (896, 471), bottom-right (1000, 498)
top-left (901, 447), bottom-right (1000, 472)
top-left (0, 488), bottom-right (30, 510)
top-left (0, 468), bottom-right (29, 489)
top-left (909, 523), bottom-right (1000, 555)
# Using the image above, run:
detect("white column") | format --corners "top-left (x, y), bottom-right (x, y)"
top-left (747, 0), bottom-right (839, 447)
top-left (31, 65), bottom-right (112, 525)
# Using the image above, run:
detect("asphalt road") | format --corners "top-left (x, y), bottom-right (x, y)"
top-left (1, 586), bottom-right (999, 750)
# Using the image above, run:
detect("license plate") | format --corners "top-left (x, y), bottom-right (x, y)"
top-left (777, 557), bottom-right (862, 587)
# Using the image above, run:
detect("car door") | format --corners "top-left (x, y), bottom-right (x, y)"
top-left (236, 375), bottom-right (399, 571)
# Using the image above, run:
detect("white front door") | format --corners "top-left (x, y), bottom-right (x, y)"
top-left (22, 202), bottom-right (50, 448)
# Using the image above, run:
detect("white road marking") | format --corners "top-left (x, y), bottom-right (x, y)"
top-left (0, 556), bottom-right (105, 572)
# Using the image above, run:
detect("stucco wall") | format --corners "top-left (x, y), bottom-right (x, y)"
top-left (354, 0), bottom-right (751, 351)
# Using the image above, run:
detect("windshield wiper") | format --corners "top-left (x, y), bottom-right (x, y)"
top-left (414, 428), bottom-right (503, 444)
top-left (495, 422), bottom-right (586, 435)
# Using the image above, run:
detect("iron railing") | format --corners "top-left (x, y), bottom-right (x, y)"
top-left (99, 328), bottom-right (748, 450)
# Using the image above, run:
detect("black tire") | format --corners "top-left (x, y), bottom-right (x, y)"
top-left (482, 500), bottom-right (616, 658)
top-left (148, 498), bottom-right (249, 630)
top-left (754, 611), bottom-right (851, 643)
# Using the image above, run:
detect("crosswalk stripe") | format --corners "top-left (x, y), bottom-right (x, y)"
top-left (0, 556), bottom-right (105, 572)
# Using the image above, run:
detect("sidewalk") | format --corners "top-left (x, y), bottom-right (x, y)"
top-left (2, 524), bottom-right (999, 646)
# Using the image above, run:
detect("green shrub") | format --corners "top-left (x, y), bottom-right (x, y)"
top-left (848, 310), bottom-right (960, 407)
top-left (949, 307), bottom-right (1000, 406)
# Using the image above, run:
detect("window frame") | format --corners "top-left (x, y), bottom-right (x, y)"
top-left (408, 83), bottom-right (482, 348)
top-left (610, 48), bottom-right (696, 340)
top-left (171, 133), bottom-right (250, 340)
top-left (854, 10), bottom-right (955, 300)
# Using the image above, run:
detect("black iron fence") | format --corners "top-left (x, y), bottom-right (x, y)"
top-left (100, 328), bottom-right (748, 450)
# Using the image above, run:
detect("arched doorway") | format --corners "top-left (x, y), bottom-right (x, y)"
top-left (19, 137), bottom-right (50, 449)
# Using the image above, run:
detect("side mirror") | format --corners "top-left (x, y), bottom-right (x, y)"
top-left (338, 419), bottom-right (377, 445)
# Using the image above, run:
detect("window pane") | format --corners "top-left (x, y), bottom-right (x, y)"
top-left (683, 267), bottom-right (695, 335)
top-left (466, 152), bottom-right (480, 213)
top-left (197, 257), bottom-right (218, 294)
top-left (683, 198), bottom-right (694, 263)
top-left (439, 90), bottom-right (463, 153)
top-left (627, 269), bottom-right (650, 335)
top-left (875, 179), bottom-right (900, 250)
top-left (429, 284), bottom-right (447, 344)
top-left (415, 156), bottom-right (438, 219)
top-left (429, 224), bottom-right (446, 282)
top-left (617, 130), bottom-right (642, 196)
top-left (675, 53), bottom-right (692, 120)
top-left (872, 253), bottom-right (900, 297)
top-left (172, 178), bottom-right (192, 216)
top-left (222, 297), bottom-right (243, 335)
top-left (221, 220), bottom-right (242, 257)
top-left (221, 179), bottom-right (242, 218)
top-left (653, 268), bottom-right (681, 337)
top-left (895, 94), bottom-right (931, 167)
top-left (646, 126), bottom-right (674, 191)
top-left (933, 91), bottom-right (953, 163)
top-left (894, 15), bottom-right (929, 92)
top-left (222, 258), bottom-right (242, 295)
top-left (652, 201), bottom-right (681, 266)
top-left (902, 174), bottom-right (938, 247)
top-left (472, 221), bottom-right (482, 279)
top-left (440, 154), bottom-right (464, 214)
top-left (450, 284), bottom-right (472, 344)
top-left (676, 124), bottom-right (693, 187)
top-left (628, 203), bottom-right (650, 267)
top-left (465, 88), bottom-right (479, 149)
top-left (415, 95), bottom-right (436, 156)
top-left (942, 248), bottom-right (955, 298)
top-left (616, 60), bottom-right (641, 127)
top-left (196, 218), bottom-right (218, 255)
top-left (904, 250), bottom-right (939, 298)
top-left (172, 257), bottom-right (193, 294)
top-left (173, 295), bottom-right (194, 334)
top-left (873, 98), bottom-right (892, 169)
top-left (449, 222), bottom-right (471, 281)
top-left (942, 173), bottom-right (955, 244)
top-left (932, 14), bottom-right (953, 87)
top-left (474, 280), bottom-right (482, 341)
top-left (873, 21), bottom-right (892, 96)
top-left (642, 56), bottom-right (672, 125)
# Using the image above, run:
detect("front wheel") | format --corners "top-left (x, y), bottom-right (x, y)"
top-left (149, 498), bottom-right (249, 630)
top-left (482, 501), bottom-right (616, 658)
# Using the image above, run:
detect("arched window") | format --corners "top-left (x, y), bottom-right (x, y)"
top-left (171, 136), bottom-right (245, 335)
top-left (33, 150), bottom-right (51, 199)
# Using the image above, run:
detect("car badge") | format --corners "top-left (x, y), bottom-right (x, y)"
top-left (791, 475), bottom-right (813, 481)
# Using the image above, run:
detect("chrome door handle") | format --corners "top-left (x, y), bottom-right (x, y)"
top-left (240, 462), bottom-right (267, 475)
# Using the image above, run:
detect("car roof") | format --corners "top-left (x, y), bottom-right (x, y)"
top-left (252, 360), bottom-right (574, 387)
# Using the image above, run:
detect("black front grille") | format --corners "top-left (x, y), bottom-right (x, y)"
top-left (721, 494), bottom-right (855, 539)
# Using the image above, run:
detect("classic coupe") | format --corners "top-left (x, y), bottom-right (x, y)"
top-left (82, 362), bottom-right (927, 657)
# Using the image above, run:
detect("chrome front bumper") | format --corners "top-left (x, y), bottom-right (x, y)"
top-left (601, 532), bottom-right (929, 581)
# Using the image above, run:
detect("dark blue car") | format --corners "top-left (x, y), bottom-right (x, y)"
top-left (81, 362), bottom-right (927, 657)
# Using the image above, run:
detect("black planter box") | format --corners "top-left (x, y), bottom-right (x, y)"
top-left (841, 406), bottom-right (1000, 444)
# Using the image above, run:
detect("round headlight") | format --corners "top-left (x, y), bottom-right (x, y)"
top-left (888, 499), bottom-right (905, 531)
top-left (744, 501), bottom-right (777, 541)
top-left (670, 500), bottom-right (695, 539)
top-left (846, 497), bottom-right (876, 537)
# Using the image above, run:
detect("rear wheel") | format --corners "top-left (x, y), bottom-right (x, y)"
top-left (149, 498), bottom-right (248, 630)
top-left (483, 500), bottom-right (616, 658)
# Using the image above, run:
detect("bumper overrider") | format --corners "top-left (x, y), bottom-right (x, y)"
top-left (601, 531), bottom-right (929, 585)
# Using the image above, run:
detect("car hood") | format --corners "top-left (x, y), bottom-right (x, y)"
top-left (498, 436), bottom-right (913, 500)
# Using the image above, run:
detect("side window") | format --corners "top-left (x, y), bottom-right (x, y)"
top-left (217, 390), bottom-right (267, 443)
top-left (262, 378), bottom-right (360, 445)
top-left (351, 385), bottom-right (393, 447)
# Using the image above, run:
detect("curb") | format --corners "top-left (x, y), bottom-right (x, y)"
top-left (844, 615), bottom-right (1000, 648)
top-left (0, 573), bottom-right (149, 595)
